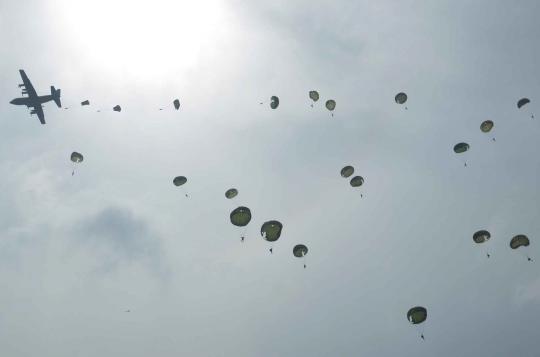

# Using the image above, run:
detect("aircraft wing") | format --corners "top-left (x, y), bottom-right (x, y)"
top-left (19, 70), bottom-right (37, 98)
top-left (32, 105), bottom-right (46, 124)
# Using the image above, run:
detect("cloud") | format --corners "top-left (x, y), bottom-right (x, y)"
top-left (72, 205), bottom-right (166, 274)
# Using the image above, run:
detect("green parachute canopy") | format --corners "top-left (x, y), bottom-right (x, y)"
top-left (309, 91), bottom-right (319, 102)
top-left (510, 235), bottom-right (530, 249)
top-left (270, 96), bottom-right (279, 109)
top-left (341, 166), bottom-right (354, 178)
top-left (407, 306), bottom-right (427, 325)
top-left (325, 100), bottom-right (336, 111)
top-left (480, 120), bottom-right (494, 133)
top-left (70, 152), bottom-right (84, 163)
top-left (473, 230), bottom-right (491, 244)
top-left (350, 176), bottom-right (364, 187)
top-left (173, 176), bottom-right (187, 187)
top-left (225, 188), bottom-right (238, 199)
top-left (453, 142), bottom-right (470, 154)
top-left (173, 99), bottom-right (180, 110)
top-left (517, 98), bottom-right (530, 109)
top-left (230, 206), bottom-right (252, 227)
top-left (395, 92), bottom-right (408, 104)
top-left (293, 244), bottom-right (308, 257)
top-left (261, 220), bottom-right (283, 242)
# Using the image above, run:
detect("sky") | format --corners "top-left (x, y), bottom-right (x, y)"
top-left (1, 0), bottom-right (540, 356)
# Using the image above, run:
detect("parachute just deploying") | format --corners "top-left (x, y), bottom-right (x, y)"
top-left (517, 98), bottom-right (530, 109)
top-left (81, 100), bottom-right (90, 106)
top-left (309, 91), bottom-right (319, 106)
top-left (173, 99), bottom-right (180, 110)
top-left (270, 96), bottom-right (279, 109)
top-left (113, 105), bottom-right (122, 112)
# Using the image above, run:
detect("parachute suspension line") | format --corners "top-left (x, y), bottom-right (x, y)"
top-left (303, 252), bottom-right (307, 269)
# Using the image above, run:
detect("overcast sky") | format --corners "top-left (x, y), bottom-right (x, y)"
top-left (1, 0), bottom-right (540, 356)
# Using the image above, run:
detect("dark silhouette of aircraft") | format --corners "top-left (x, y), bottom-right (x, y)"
top-left (10, 70), bottom-right (61, 124)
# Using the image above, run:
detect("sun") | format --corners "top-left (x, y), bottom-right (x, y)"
top-left (54, 0), bottom-right (226, 79)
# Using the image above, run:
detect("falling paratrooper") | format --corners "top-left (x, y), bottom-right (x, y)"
top-left (230, 206), bottom-right (252, 242)
top-left (309, 90), bottom-right (319, 107)
top-left (510, 234), bottom-right (532, 262)
top-left (473, 230), bottom-right (491, 258)
top-left (293, 244), bottom-right (308, 268)
top-left (325, 99), bottom-right (336, 117)
top-left (173, 176), bottom-right (189, 197)
top-left (395, 92), bottom-right (408, 110)
top-left (480, 120), bottom-right (495, 141)
top-left (517, 98), bottom-right (533, 119)
top-left (70, 151), bottom-right (83, 176)
top-left (453, 142), bottom-right (470, 167)
top-left (407, 306), bottom-right (427, 340)
top-left (261, 220), bottom-right (283, 254)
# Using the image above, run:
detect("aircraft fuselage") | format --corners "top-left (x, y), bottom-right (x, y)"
top-left (10, 95), bottom-right (54, 107)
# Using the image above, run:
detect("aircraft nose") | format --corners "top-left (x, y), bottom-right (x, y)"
top-left (9, 99), bottom-right (15, 104)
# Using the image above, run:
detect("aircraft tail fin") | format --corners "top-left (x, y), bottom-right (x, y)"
top-left (51, 86), bottom-right (61, 108)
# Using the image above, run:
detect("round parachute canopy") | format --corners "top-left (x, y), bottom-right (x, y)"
top-left (81, 100), bottom-right (90, 106)
top-left (173, 99), bottom-right (180, 110)
top-left (113, 105), bottom-right (121, 112)
top-left (225, 188), bottom-right (238, 199)
top-left (70, 152), bottom-right (84, 163)
top-left (517, 98), bottom-right (530, 109)
top-left (510, 235), bottom-right (530, 249)
top-left (230, 206), bottom-right (251, 227)
top-left (270, 96), bottom-right (279, 109)
top-left (309, 91), bottom-right (320, 102)
top-left (350, 176), bottom-right (364, 187)
top-left (407, 306), bottom-right (427, 325)
top-left (453, 142), bottom-right (470, 154)
top-left (395, 92), bottom-right (408, 104)
top-left (480, 120), bottom-right (494, 133)
top-left (173, 176), bottom-right (187, 187)
top-left (473, 230), bottom-right (491, 244)
top-left (261, 220), bottom-right (283, 242)
top-left (293, 244), bottom-right (308, 257)
top-left (341, 166), bottom-right (354, 178)
top-left (325, 100), bottom-right (336, 111)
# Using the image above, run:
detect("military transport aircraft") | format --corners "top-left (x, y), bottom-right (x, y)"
top-left (10, 70), bottom-right (61, 124)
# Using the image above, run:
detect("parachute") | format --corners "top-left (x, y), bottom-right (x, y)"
top-left (480, 120), bottom-right (494, 133)
top-left (261, 220), bottom-right (283, 242)
top-left (326, 100), bottom-right (336, 111)
top-left (517, 98), bottom-right (530, 109)
top-left (350, 176), bottom-right (364, 187)
top-left (230, 206), bottom-right (252, 227)
top-left (225, 188), bottom-right (238, 199)
top-left (340, 166), bottom-right (354, 178)
top-left (473, 230), bottom-right (491, 243)
top-left (510, 234), bottom-right (530, 249)
top-left (113, 105), bottom-right (122, 112)
top-left (309, 91), bottom-right (319, 106)
top-left (81, 100), bottom-right (90, 106)
top-left (293, 244), bottom-right (308, 257)
top-left (270, 96), bottom-right (279, 109)
top-left (174, 99), bottom-right (180, 110)
top-left (173, 176), bottom-right (187, 187)
top-left (70, 152), bottom-right (83, 163)
top-left (407, 306), bottom-right (427, 325)
top-left (395, 92), bottom-right (408, 104)
top-left (453, 142), bottom-right (470, 154)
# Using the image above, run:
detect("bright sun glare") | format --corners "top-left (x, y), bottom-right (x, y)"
top-left (56, 0), bottom-right (225, 78)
